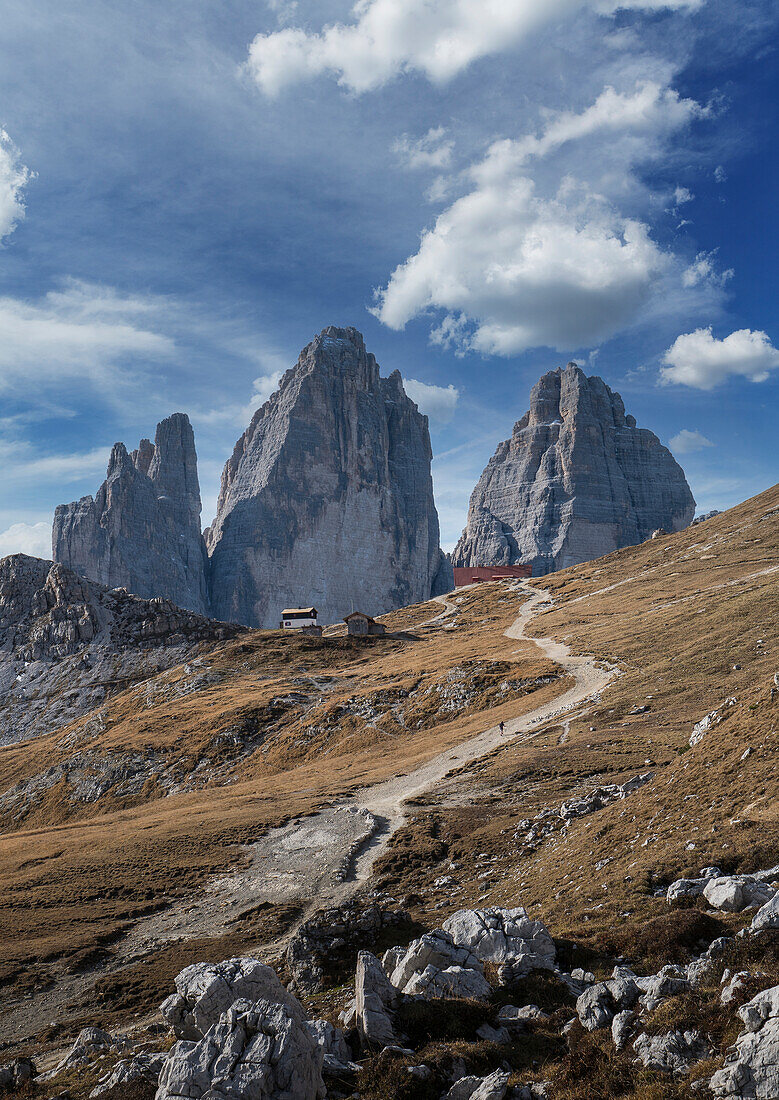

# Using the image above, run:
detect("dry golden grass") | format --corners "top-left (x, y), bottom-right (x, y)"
top-left (2, 483), bottom-right (779, 1077)
top-left (0, 579), bottom-right (564, 1031)
top-left (369, 484), bottom-right (779, 951)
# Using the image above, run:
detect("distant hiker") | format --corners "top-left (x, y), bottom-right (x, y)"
top-left (499, 721), bottom-right (505, 734)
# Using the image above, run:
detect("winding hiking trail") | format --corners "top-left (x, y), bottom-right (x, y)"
top-left (125, 583), bottom-right (616, 955)
top-left (3, 583), bottom-right (616, 1048)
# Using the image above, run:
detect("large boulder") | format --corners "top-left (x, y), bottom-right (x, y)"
top-left (576, 967), bottom-right (640, 1031)
top-left (160, 958), bottom-right (305, 1041)
top-left (710, 986), bottom-right (779, 1098)
top-left (386, 930), bottom-right (490, 999)
top-left (155, 998), bottom-right (324, 1100)
top-left (443, 1070), bottom-right (511, 1100)
top-left (355, 950), bottom-right (401, 1048)
top-left (442, 907), bottom-right (555, 976)
top-left (633, 1029), bottom-right (711, 1074)
top-left (667, 878), bottom-right (708, 904)
top-left (752, 893), bottom-right (779, 932)
top-left (304, 1020), bottom-right (358, 1076)
top-left (703, 877), bottom-right (775, 913)
top-left (404, 964), bottom-right (492, 1001)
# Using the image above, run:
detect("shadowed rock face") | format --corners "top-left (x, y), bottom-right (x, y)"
top-left (0, 554), bottom-right (240, 746)
top-left (453, 364), bottom-right (695, 575)
top-left (206, 326), bottom-right (451, 627)
top-left (53, 413), bottom-right (209, 614)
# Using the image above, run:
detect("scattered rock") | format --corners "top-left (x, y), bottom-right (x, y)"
top-left (633, 1029), bottom-right (711, 1074)
top-left (155, 997), bottom-right (324, 1100)
top-left (638, 966), bottom-right (690, 1013)
top-left (612, 1010), bottom-right (637, 1052)
top-left (576, 967), bottom-right (639, 1031)
top-left (0, 1058), bottom-right (36, 1089)
top-left (355, 950), bottom-right (402, 1048)
top-left (710, 985), bottom-right (779, 1097)
top-left (721, 972), bottom-right (754, 1007)
top-left (89, 1052), bottom-right (167, 1097)
top-left (160, 957), bottom-right (305, 1040)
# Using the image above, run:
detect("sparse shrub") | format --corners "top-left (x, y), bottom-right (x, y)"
top-left (596, 910), bottom-right (726, 968)
top-left (357, 1046), bottom-right (443, 1100)
top-left (395, 996), bottom-right (493, 1046)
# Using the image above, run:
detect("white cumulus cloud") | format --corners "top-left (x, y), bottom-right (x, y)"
top-left (669, 428), bottom-right (714, 453)
top-left (0, 521), bottom-right (51, 560)
top-left (393, 128), bottom-right (453, 171)
top-left (372, 81), bottom-right (709, 355)
top-left (0, 130), bottom-right (30, 241)
top-left (246, 0), bottom-right (703, 96)
top-left (375, 179), bottom-right (668, 355)
top-left (402, 377), bottom-right (460, 423)
top-left (661, 327), bottom-right (779, 389)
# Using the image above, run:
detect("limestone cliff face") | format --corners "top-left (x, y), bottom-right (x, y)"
top-left (453, 364), bottom-right (695, 575)
top-left (53, 414), bottom-right (209, 614)
top-left (206, 326), bottom-right (451, 627)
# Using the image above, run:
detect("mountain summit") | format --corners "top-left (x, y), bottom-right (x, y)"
top-left (53, 328), bottom-right (451, 626)
top-left (453, 363), bottom-right (695, 574)
top-left (53, 412), bottom-right (209, 614)
top-left (206, 326), bottom-right (452, 626)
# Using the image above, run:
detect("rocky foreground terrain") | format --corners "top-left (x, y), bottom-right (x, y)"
top-left (0, 484), bottom-right (778, 1098)
top-left (453, 364), bottom-right (695, 575)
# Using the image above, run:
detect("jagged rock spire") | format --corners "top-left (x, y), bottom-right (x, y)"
top-left (453, 364), bottom-right (695, 575)
top-left (53, 413), bottom-right (209, 614)
top-left (206, 326), bottom-right (451, 627)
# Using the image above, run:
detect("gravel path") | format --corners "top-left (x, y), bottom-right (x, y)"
top-left (129, 582), bottom-right (617, 949)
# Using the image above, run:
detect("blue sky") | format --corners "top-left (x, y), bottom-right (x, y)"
top-left (0, 0), bottom-right (776, 556)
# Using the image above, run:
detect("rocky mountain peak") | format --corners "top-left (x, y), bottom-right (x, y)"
top-left (53, 413), bottom-right (209, 614)
top-left (206, 326), bottom-right (451, 627)
top-left (453, 365), bottom-right (695, 575)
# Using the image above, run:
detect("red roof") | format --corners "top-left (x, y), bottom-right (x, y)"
top-left (453, 564), bottom-right (532, 587)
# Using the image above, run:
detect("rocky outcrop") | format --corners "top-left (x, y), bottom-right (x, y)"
top-left (53, 413), bottom-right (209, 614)
top-left (441, 905), bottom-right (556, 975)
top-left (453, 364), bottom-right (695, 575)
top-left (206, 326), bottom-right (451, 627)
top-left (710, 986), bottom-right (779, 1098)
top-left (160, 957), bottom-right (306, 1040)
top-left (0, 554), bottom-right (239, 747)
top-left (156, 998), bottom-right (325, 1100)
top-left (633, 1029), bottom-right (711, 1074)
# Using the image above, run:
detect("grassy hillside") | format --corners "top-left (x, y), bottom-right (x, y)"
top-left (1, 483), bottom-right (777, 1082)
